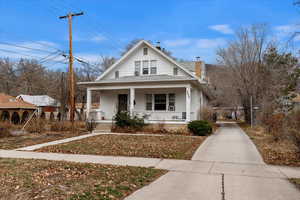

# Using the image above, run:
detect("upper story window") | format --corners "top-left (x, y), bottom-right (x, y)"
top-left (142, 60), bottom-right (149, 75)
top-left (150, 60), bottom-right (157, 74)
top-left (115, 70), bottom-right (119, 79)
top-left (143, 48), bottom-right (148, 55)
top-left (134, 61), bottom-right (141, 76)
top-left (173, 67), bottom-right (178, 75)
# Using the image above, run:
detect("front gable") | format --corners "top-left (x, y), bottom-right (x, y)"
top-left (97, 40), bottom-right (195, 81)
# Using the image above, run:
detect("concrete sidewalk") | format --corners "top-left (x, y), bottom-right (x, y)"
top-left (125, 122), bottom-right (300, 200)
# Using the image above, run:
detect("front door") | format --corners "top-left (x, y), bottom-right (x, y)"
top-left (118, 94), bottom-right (128, 112)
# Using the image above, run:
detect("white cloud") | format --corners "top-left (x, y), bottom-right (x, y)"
top-left (196, 38), bottom-right (226, 48)
top-left (163, 37), bottom-right (227, 63)
top-left (274, 24), bottom-right (300, 41)
top-left (91, 35), bottom-right (106, 42)
top-left (73, 34), bottom-right (106, 43)
top-left (209, 24), bottom-right (234, 34)
top-left (164, 39), bottom-right (191, 47)
top-left (75, 53), bottom-right (101, 63)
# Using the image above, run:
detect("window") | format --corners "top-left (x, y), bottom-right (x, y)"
top-left (143, 48), bottom-right (148, 55)
top-left (150, 60), bottom-right (157, 74)
top-left (173, 67), bottom-right (178, 75)
top-left (154, 94), bottom-right (166, 111)
top-left (168, 93), bottom-right (175, 111)
top-left (142, 60), bottom-right (149, 75)
top-left (145, 94), bottom-right (152, 111)
top-left (115, 71), bottom-right (119, 79)
top-left (134, 61), bottom-right (141, 76)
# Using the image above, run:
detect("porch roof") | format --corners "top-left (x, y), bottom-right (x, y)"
top-left (79, 75), bottom-right (196, 85)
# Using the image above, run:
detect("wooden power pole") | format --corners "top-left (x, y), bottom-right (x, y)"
top-left (59, 12), bottom-right (83, 128)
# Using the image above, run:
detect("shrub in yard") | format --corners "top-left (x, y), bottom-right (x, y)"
top-left (113, 111), bottom-right (145, 130)
top-left (200, 107), bottom-right (215, 122)
top-left (25, 119), bottom-right (46, 133)
top-left (188, 120), bottom-right (212, 136)
top-left (0, 122), bottom-right (12, 138)
top-left (50, 121), bottom-right (85, 133)
top-left (263, 113), bottom-right (285, 141)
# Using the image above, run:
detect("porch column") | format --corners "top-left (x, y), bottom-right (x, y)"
top-left (86, 88), bottom-right (91, 120)
top-left (130, 88), bottom-right (135, 116)
top-left (186, 85), bottom-right (191, 122)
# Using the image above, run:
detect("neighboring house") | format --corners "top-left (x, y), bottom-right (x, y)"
top-left (0, 93), bottom-right (37, 124)
top-left (75, 102), bottom-right (100, 120)
top-left (79, 40), bottom-right (212, 128)
top-left (16, 95), bottom-right (60, 120)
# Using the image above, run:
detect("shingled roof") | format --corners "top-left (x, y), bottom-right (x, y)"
top-left (0, 93), bottom-right (36, 109)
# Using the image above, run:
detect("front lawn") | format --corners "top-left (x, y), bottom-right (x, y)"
top-left (240, 123), bottom-right (300, 167)
top-left (0, 131), bottom-right (88, 150)
top-left (37, 134), bottom-right (206, 160)
top-left (0, 158), bottom-right (166, 200)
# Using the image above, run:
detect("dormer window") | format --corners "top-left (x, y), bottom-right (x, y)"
top-left (134, 61), bottom-right (141, 76)
top-left (143, 48), bottom-right (148, 55)
top-left (142, 60), bottom-right (149, 75)
top-left (173, 67), bottom-right (178, 75)
top-left (115, 71), bottom-right (119, 79)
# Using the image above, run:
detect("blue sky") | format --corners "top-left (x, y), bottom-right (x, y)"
top-left (0, 0), bottom-right (300, 69)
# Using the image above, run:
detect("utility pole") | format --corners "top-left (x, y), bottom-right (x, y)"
top-left (59, 12), bottom-right (84, 129)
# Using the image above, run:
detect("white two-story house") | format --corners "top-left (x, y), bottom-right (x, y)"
top-left (79, 40), bottom-right (211, 128)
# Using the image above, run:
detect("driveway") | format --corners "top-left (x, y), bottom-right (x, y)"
top-left (125, 122), bottom-right (300, 200)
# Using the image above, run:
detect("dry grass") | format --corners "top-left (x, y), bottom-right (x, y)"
top-left (0, 131), bottom-right (88, 150)
top-left (0, 158), bottom-right (166, 200)
top-left (290, 178), bottom-right (300, 191)
top-left (0, 121), bottom-right (88, 150)
top-left (240, 123), bottom-right (300, 167)
top-left (37, 134), bottom-right (207, 160)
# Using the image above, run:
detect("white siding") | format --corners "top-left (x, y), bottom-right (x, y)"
top-left (103, 44), bottom-right (189, 80)
top-left (97, 87), bottom-right (201, 121)
top-left (191, 86), bottom-right (201, 120)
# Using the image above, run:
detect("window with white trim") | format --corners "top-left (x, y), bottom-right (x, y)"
top-left (143, 48), bottom-right (148, 55)
top-left (145, 94), bottom-right (152, 111)
top-left (154, 94), bottom-right (167, 111)
top-left (168, 93), bottom-right (175, 111)
top-left (150, 60), bottom-right (157, 74)
top-left (173, 67), bottom-right (178, 75)
top-left (115, 71), bottom-right (119, 79)
top-left (142, 60), bottom-right (149, 75)
top-left (134, 61), bottom-right (141, 76)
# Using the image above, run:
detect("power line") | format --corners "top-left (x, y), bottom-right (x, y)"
top-left (0, 41), bottom-right (57, 54)
top-left (0, 48), bottom-right (67, 65)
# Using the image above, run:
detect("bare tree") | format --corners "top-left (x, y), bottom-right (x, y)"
top-left (217, 24), bottom-right (299, 123)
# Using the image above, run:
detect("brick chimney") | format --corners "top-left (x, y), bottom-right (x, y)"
top-left (195, 57), bottom-right (202, 78)
top-left (195, 57), bottom-right (206, 80)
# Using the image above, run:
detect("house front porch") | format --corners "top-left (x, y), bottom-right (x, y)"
top-left (86, 83), bottom-right (201, 125)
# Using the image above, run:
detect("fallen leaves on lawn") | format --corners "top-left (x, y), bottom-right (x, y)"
top-left (242, 125), bottom-right (300, 167)
top-left (37, 135), bottom-right (206, 160)
top-left (0, 158), bottom-right (166, 200)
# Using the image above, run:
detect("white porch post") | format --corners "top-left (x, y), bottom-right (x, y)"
top-left (86, 88), bottom-right (91, 120)
top-left (130, 88), bottom-right (135, 116)
top-left (186, 85), bottom-right (191, 122)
